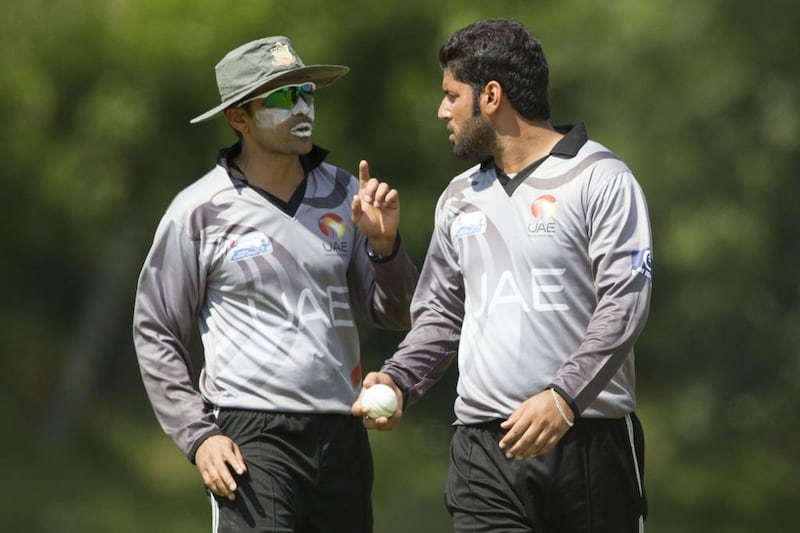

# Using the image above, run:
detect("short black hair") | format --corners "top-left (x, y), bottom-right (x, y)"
top-left (438, 18), bottom-right (550, 121)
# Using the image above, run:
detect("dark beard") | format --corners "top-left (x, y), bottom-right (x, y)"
top-left (452, 113), bottom-right (496, 161)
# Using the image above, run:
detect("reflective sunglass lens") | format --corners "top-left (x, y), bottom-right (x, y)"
top-left (263, 84), bottom-right (315, 109)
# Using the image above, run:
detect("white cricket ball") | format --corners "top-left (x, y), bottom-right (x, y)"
top-left (361, 384), bottom-right (398, 418)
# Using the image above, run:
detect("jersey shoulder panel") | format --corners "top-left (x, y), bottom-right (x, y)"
top-left (163, 166), bottom-right (233, 222)
top-left (574, 140), bottom-right (633, 177)
top-left (437, 163), bottom-right (485, 205)
top-left (305, 163), bottom-right (359, 209)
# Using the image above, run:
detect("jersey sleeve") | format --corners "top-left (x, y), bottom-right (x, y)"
top-left (380, 198), bottom-right (462, 405)
top-left (347, 230), bottom-right (419, 331)
top-left (132, 214), bottom-right (221, 460)
top-left (548, 170), bottom-right (653, 415)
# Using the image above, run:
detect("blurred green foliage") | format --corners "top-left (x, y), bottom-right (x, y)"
top-left (2, 0), bottom-right (798, 531)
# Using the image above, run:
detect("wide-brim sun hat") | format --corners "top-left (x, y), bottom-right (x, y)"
top-left (190, 36), bottom-right (349, 124)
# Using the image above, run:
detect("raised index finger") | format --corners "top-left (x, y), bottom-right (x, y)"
top-left (358, 160), bottom-right (370, 187)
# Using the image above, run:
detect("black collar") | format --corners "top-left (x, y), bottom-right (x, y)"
top-left (217, 142), bottom-right (329, 181)
top-left (216, 142), bottom-right (329, 216)
top-left (551, 123), bottom-right (588, 157)
top-left (482, 123), bottom-right (589, 195)
top-left (480, 123), bottom-right (589, 175)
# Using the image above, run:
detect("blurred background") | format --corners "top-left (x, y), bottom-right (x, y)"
top-left (3, 0), bottom-right (798, 531)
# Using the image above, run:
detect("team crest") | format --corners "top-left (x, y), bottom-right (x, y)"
top-left (318, 213), bottom-right (349, 255)
top-left (270, 43), bottom-right (297, 67)
top-left (528, 194), bottom-right (558, 236)
top-left (531, 194), bottom-right (557, 219)
top-left (318, 213), bottom-right (347, 238)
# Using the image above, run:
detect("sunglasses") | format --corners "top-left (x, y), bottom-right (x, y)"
top-left (240, 82), bottom-right (316, 109)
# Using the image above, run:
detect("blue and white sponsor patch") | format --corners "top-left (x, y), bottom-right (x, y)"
top-left (229, 232), bottom-right (273, 262)
top-left (452, 212), bottom-right (487, 240)
top-left (631, 248), bottom-right (653, 280)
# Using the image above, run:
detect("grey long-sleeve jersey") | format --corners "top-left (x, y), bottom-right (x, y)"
top-left (133, 151), bottom-right (417, 458)
top-left (382, 125), bottom-right (652, 422)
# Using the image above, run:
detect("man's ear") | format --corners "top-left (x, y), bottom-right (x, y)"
top-left (481, 80), bottom-right (503, 115)
top-left (225, 106), bottom-right (250, 135)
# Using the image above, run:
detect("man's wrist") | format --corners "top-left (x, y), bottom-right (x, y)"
top-left (550, 388), bottom-right (574, 427)
top-left (366, 234), bottom-right (400, 261)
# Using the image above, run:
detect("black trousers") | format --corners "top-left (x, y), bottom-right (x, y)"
top-left (445, 414), bottom-right (646, 533)
top-left (211, 410), bottom-right (373, 533)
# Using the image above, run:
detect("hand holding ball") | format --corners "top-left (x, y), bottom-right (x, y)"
top-left (361, 384), bottom-right (398, 418)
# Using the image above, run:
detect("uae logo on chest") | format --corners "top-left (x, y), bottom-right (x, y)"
top-left (527, 194), bottom-right (558, 236)
top-left (318, 213), bottom-right (349, 254)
